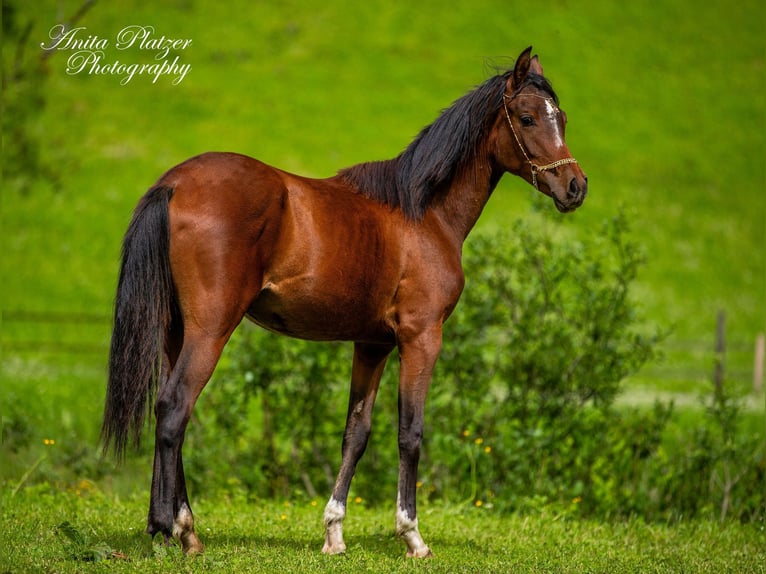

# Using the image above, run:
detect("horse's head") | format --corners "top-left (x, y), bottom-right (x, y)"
top-left (497, 47), bottom-right (587, 213)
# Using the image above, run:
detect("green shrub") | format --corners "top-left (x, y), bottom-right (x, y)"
top-left (189, 214), bottom-right (649, 505)
top-left (187, 334), bottom-right (352, 499)
top-left (185, 214), bottom-right (763, 522)
top-left (656, 380), bottom-right (765, 522)
top-left (424, 213), bottom-right (663, 513)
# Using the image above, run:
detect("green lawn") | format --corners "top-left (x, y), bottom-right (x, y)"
top-left (2, 487), bottom-right (763, 573)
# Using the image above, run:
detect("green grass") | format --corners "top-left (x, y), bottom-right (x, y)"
top-left (2, 487), bottom-right (763, 573)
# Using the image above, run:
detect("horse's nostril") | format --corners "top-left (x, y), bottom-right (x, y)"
top-left (568, 178), bottom-right (579, 198)
top-left (568, 176), bottom-right (588, 200)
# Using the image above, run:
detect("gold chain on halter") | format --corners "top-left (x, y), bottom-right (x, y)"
top-left (502, 93), bottom-right (578, 190)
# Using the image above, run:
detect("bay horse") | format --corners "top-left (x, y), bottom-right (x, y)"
top-left (101, 47), bottom-right (587, 558)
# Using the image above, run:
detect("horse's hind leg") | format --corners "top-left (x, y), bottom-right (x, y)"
top-left (147, 326), bottom-right (235, 554)
top-left (162, 325), bottom-right (201, 552)
top-left (323, 342), bottom-right (393, 554)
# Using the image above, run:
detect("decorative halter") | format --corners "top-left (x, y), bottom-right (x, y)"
top-left (502, 93), bottom-right (578, 190)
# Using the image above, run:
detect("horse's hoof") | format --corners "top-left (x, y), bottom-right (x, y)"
top-left (406, 546), bottom-right (433, 558)
top-left (321, 542), bottom-right (347, 555)
top-left (182, 535), bottom-right (204, 555)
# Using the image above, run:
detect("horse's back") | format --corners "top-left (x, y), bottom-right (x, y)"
top-left (160, 152), bottom-right (284, 213)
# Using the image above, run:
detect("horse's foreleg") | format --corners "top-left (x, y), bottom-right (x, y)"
top-left (395, 326), bottom-right (441, 558)
top-left (323, 342), bottom-right (392, 555)
top-left (147, 333), bottom-right (227, 554)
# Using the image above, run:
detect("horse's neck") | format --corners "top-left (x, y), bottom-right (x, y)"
top-left (431, 150), bottom-right (501, 243)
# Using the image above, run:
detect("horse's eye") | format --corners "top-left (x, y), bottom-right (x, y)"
top-left (520, 115), bottom-right (535, 127)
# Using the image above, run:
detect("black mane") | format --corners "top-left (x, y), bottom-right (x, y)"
top-left (339, 71), bottom-right (557, 219)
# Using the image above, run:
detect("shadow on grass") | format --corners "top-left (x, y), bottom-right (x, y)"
top-left (99, 529), bottom-right (482, 562)
top-left (201, 531), bottom-right (402, 556)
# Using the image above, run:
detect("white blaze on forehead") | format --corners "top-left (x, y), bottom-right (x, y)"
top-left (544, 98), bottom-right (564, 149)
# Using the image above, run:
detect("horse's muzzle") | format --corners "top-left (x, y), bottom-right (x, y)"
top-left (555, 175), bottom-right (587, 212)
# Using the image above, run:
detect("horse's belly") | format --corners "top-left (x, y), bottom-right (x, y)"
top-left (245, 281), bottom-right (393, 343)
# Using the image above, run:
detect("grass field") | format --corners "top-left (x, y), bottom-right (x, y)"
top-left (2, 488), bottom-right (764, 573)
top-left (1, 0), bottom-right (764, 571)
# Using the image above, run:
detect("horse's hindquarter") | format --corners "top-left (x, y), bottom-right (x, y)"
top-left (164, 153), bottom-right (287, 338)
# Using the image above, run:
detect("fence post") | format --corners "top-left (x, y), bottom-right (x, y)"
top-left (714, 310), bottom-right (726, 394)
top-left (754, 333), bottom-right (765, 393)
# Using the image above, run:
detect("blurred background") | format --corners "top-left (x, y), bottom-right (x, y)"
top-left (2, 0), bottom-right (763, 518)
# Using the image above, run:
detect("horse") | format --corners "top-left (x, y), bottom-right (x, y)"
top-left (101, 46), bottom-right (587, 558)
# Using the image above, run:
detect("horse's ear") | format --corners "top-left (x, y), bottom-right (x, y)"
top-left (529, 54), bottom-right (544, 76)
top-left (512, 46), bottom-right (533, 89)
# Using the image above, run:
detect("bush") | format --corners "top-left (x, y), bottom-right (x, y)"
top-left (187, 214), bottom-right (651, 506)
top-left (425, 213), bottom-right (663, 514)
top-left (187, 334), bottom-right (353, 499)
top-left (655, 379), bottom-right (765, 522)
top-left (185, 214), bottom-right (763, 522)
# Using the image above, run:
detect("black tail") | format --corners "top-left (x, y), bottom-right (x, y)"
top-left (101, 185), bottom-right (176, 459)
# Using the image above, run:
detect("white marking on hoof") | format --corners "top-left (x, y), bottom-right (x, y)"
top-left (322, 497), bottom-right (347, 555)
top-left (396, 500), bottom-right (432, 558)
top-left (173, 503), bottom-right (204, 555)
